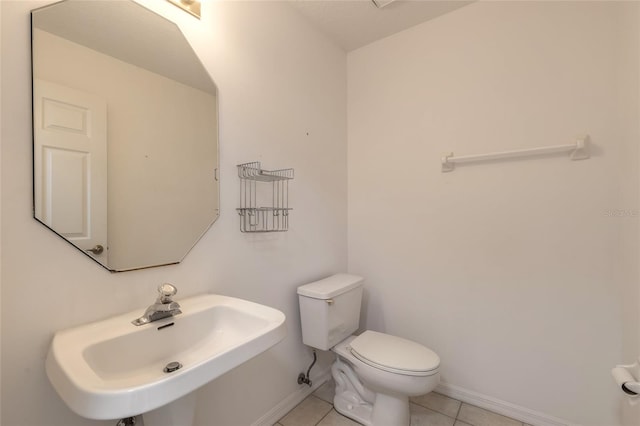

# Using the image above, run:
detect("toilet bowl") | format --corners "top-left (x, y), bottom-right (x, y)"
top-left (331, 333), bottom-right (440, 426)
top-left (297, 274), bottom-right (441, 426)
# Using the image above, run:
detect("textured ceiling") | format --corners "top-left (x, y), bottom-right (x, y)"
top-left (287, 0), bottom-right (473, 51)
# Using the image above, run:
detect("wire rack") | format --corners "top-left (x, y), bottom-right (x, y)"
top-left (237, 162), bottom-right (294, 233)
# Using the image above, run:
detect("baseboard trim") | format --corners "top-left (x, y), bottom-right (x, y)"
top-left (252, 367), bottom-right (332, 426)
top-left (436, 382), bottom-right (577, 426)
top-left (251, 369), bottom-right (577, 426)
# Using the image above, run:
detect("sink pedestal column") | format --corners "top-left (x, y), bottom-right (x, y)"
top-left (142, 393), bottom-right (196, 426)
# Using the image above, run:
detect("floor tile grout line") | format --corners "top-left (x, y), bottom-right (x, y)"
top-left (314, 406), bottom-right (333, 426)
top-left (283, 390), bottom-right (521, 426)
top-left (454, 401), bottom-right (463, 420)
top-left (409, 396), bottom-right (462, 422)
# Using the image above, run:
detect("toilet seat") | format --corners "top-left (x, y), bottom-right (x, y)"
top-left (349, 331), bottom-right (440, 377)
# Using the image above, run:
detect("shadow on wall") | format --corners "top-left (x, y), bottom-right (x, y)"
top-left (360, 287), bottom-right (386, 333)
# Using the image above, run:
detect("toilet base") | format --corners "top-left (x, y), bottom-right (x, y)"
top-left (332, 357), bottom-right (411, 426)
top-left (334, 390), bottom-right (410, 426)
top-left (332, 359), bottom-right (374, 426)
top-left (333, 393), bottom-right (373, 426)
top-left (371, 393), bottom-right (410, 426)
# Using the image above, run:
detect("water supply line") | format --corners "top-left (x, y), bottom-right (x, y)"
top-left (297, 350), bottom-right (317, 386)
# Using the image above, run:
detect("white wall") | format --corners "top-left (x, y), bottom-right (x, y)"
top-left (5, 1), bottom-right (640, 425)
top-left (348, 2), bottom-right (639, 426)
top-left (1, 1), bottom-right (346, 425)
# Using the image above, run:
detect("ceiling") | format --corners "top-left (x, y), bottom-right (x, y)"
top-left (287, 0), bottom-right (473, 52)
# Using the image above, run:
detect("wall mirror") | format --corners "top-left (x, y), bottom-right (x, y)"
top-left (31, 0), bottom-right (219, 272)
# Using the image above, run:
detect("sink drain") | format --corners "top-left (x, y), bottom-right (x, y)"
top-left (163, 361), bottom-right (182, 373)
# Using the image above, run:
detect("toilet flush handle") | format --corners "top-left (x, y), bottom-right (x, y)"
top-left (326, 299), bottom-right (334, 305)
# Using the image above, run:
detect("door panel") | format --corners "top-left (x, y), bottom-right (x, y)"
top-left (34, 79), bottom-right (108, 262)
top-left (42, 147), bottom-right (88, 237)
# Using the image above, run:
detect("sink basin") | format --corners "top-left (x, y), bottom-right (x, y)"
top-left (46, 294), bottom-right (286, 420)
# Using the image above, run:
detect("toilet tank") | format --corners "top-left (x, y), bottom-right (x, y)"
top-left (297, 274), bottom-right (364, 350)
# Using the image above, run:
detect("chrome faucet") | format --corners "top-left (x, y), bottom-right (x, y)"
top-left (132, 283), bottom-right (182, 326)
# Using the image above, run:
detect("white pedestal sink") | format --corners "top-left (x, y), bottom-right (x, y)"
top-left (45, 294), bottom-right (286, 423)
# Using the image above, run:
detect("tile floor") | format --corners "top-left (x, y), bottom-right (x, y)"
top-left (276, 379), bottom-right (533, 426)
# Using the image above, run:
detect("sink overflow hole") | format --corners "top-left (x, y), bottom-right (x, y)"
top-left (164, 361), bottom-right (182, 373)
top-left (157, 322), bottom-right (175, 331)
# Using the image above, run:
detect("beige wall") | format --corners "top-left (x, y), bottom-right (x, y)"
top-left (347, 2), bottom-right (639, 425)
top-left (1, 1), bottom-right (346, 425)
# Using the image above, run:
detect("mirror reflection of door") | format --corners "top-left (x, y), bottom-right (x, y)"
top-left (33, 79), bottom-right (108, 263)
top-left (31, 0), bottom-right (219, 272)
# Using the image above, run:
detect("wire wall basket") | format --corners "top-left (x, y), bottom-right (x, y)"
top-left (237, 162), bottom-right (294, 233)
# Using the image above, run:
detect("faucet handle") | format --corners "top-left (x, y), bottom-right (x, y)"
top-left (158, 283), bottom-right (177, 303)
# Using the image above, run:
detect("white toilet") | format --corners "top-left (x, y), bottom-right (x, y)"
top-left (297, 274), bottom-right (440, 426)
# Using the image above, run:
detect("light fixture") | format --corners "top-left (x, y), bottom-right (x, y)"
top-left (167, 0), bottom-right (201, 19)
top-left (371, 0), bottom-right (397, 8)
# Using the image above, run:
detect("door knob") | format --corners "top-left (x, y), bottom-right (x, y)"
top-left (86, 245), bottom-right (104, 255)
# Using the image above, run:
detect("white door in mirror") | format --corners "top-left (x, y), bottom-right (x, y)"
top-left (33, 79), bottom-right (108, 261)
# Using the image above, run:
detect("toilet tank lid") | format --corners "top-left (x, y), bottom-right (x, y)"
top-left (297, 274), bottom-right (364, 299)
